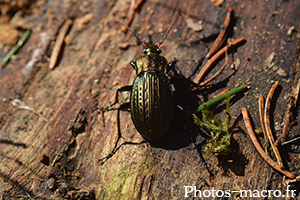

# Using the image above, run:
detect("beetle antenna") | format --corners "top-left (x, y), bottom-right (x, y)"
top-left (118, 21), bottom-right (147, 48)
top-left (158, 14), bottom-right (182, 48)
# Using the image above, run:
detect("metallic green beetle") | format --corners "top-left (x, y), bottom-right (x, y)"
top-left (99, 17), bottom-right (180, 161)
top-left (131, 43), bottom-right (174, 141)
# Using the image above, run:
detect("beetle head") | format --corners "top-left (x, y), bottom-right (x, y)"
top-left (142, 44), bottom-right (162, 55)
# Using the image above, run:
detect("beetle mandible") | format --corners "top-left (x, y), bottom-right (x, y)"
top-left (100, 16), bottom-right (181, 161)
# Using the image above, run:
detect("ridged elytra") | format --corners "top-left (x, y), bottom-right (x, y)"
top-left (99, 15), bottom-right (181, 161)
top-left (131, 51), bottom-right (174, 141)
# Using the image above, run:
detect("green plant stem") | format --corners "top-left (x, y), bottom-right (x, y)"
top-left (192, 85), bottom-right (247, 113)
top-left (1, 29), bottom-right (31, 67)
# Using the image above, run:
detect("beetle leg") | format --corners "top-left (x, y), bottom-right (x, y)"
top-left (113, 85), bottom-right (132, 106)
top-left (102, 85), bottom-right (132, 111)
top-left (99, 102), bottom-right (131, 161)
top-left (167, 58), bottom-right (177, 72)
top-left (175, 105), bottom-right (214, 177)
top-left (101, 85), bottom-right (132, 127)
top-left (130, 61), bottom-right (137, 71)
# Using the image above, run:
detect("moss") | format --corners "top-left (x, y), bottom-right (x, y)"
top-left (193, 95), bottom-right (232, 156)
top-left (100, 151), bottom-right (155, 199)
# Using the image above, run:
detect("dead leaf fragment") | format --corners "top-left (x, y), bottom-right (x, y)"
top-left (101, 92), bottom-right (107, 98)
top-left (287, 26), bottom-right (295, 36)
top-left (211, 0), bottom-right (224, 6)
top-left (76, 13), bottom-right (93, 30)
top-left (186, 18), bottom-right (203, 32)
top-left (266, 52), bottom-right (275, 68)
top-left (230, 58), bottom-right (241, 70)
top-left (273, 65), bottom-right (288, 77)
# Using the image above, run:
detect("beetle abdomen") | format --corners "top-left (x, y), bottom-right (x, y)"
top-left (131, 72), bottom-right (174, 141)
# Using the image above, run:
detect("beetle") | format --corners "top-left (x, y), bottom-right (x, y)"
top-left (99, 16), bottom-right (181, 161)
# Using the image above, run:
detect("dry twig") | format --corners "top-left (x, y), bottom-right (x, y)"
top-left (242, 107), bottom-right (295, 179)
top-left (12, 99), bottom-right (48, 122)
top-left (264, 81), bottom-right (283, 167)
top-left (193, 37), bottom-right (246, 84)
top-left (49, 19), bottom-right (72, 69)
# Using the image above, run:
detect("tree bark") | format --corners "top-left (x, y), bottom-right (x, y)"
top-left (0, 0), bottom-right (299, 199)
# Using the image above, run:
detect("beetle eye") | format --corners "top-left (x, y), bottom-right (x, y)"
top-left (143, 49), bottom-right (147, 54)
top-left (157, 49), bottom-right (161, 54)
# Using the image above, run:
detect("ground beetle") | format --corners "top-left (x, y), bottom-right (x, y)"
top-left (100, 16), bottom-right (181, 161)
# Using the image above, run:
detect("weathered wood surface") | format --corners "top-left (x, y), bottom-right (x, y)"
top-left (0, 0), bottom-right (299, 199)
